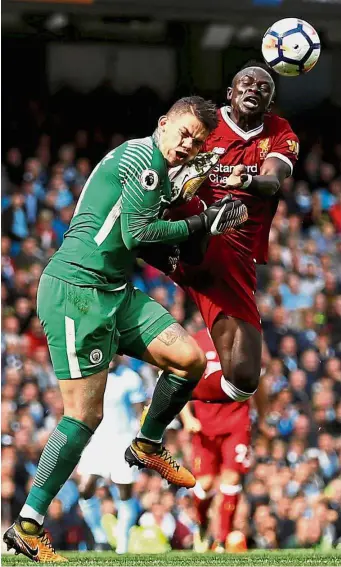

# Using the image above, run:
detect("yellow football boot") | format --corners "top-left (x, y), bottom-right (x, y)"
top-left (125, 405), bottom-right (195, 488)
top-left (3, 521), bottom-right (67, 563)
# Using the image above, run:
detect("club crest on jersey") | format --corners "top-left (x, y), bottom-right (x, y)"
top-left (90, 349), bottom-right (103, 365)
top-left (286, 140), bottom-right (299, 156)
top-left (140, 169), bottom-right (159, 191)
top-left (258, 138), bottom-right (270, 159)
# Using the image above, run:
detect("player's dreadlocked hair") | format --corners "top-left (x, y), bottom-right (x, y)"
top-left (167, 96), bottom-right (218, 132)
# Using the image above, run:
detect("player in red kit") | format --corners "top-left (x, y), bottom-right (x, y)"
top-left (170, 61), bottom-right (299, 404)
top-left (180, 327), bottom-right (269, 553)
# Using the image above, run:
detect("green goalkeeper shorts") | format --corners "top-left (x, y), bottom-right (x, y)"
top-left (37, 274), bottom-right (175, 379)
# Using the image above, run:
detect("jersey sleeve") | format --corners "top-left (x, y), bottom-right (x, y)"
top-left (265, 118), bottom-right (299, 175)
top-left (119, 142), bottom-right (189, 250)
top-left (126, 369), bottom-right (147, 405)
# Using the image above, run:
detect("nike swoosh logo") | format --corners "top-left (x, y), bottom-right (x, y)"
top-left (16, 533), bottom-right (39, 557)
top-left (210, 203), bottom-right (227, 235)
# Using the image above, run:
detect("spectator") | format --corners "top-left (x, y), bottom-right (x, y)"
top-left (289, 370), bottom-right (310, 412)
top-left (52, 206), bottom-right (74, 247)
top-left (279, 335), bottom-right (299, 375)
top-left (299, 349), bottom-right (321, 393)
top-left (139, 500), bottom-right (176, 541)
top-left (284, 517), bottom-right (322, 549)
top-left (313, 500), bottom-right (338, 548)
top-left (34, 210), bottom-right (58, 252)
top-left (4, 147), bottom-right (24, 187)
top-left (280, 273), bottom-right (313, 310)
top-left (58, 144), bottom-right (77, 185)
top-left (297, 310), bottom-right (319, 351)
top-left (328, 296), bottom-right (341, 352)
top-left (15, 237), bottom-right (45, 271)
top-left (2, 193), bottom-right (29, 243)
top-left (48, 174), bottom-right (73, 211)
top-left (318, 434), bottom-right (339, 482)
top-left (274, 497), bottom-right (295, 547)
top-left (263, 306), bottom-right (291, 357)
top-left (23, 316), bottom-right (48, 354)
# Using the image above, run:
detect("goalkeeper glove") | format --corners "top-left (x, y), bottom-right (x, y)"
top-left (185, 194), bottom-right (248, 236)
top-left (179, 232), bottom-right (209, 266)
top-left (137, 243), bottom-right (180, 275)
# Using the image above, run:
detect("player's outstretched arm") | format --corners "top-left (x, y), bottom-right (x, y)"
top-left (120, 149), bottom-right (190, 250)
top-left (239, 128), bottom-right (299, 196)
top-left (223, 162), bottom-right (283, 196)
top-left (242, 157), bottom-right (290, 196)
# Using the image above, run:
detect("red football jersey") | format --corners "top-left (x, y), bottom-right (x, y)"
top-left (191, 328), bottom-right (250, 436)
top-left (199, 106), bottom-right (299, 264)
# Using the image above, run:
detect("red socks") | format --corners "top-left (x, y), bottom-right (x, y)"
top-left (218, 484), bottom-right (242, 543)
top-left (193, 483), bottom-right (215, 529)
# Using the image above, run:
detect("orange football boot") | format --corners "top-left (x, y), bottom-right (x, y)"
top-left (125, 405), bottom-right (196, 488)
top-left (3, 521), bottom-right (67, 562)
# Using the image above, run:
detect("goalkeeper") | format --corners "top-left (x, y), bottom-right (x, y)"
top-left (3, 96), bottom-right (247, 563)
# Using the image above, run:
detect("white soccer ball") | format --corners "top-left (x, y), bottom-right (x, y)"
top-left (262, 18), bottom-right (321, 77)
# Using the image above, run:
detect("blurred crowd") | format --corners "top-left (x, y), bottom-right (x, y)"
top-left (1, 87), bottom-right (341, 552)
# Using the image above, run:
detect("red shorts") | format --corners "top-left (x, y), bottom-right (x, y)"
top-left (173, 236), bottom-right (261, 332)
top-left (192, 426), bottom-right (251, 478)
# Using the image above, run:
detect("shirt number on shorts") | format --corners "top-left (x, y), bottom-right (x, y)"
top-left (235, 443), bottom-right (251, 468)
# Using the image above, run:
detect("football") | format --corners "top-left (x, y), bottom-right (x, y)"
top-left (261, 18), bottom-right (321, 76)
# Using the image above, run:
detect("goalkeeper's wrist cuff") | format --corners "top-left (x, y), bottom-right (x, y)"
top-left (184, 215), bottom-right (205, 234)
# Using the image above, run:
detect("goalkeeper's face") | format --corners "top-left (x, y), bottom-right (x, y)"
top-left (158, 112), bottom-right (209, 167)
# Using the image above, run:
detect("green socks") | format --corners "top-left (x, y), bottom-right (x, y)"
top-left (140, 371), bottom-right (196, 441)
top-left (22, 416), bottom-right (93, 519)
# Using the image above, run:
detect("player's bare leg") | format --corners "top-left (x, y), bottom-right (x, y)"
top-left (114, 483), bottom-right (139, 554)
top-left (58, 369), bottom-right (108, 429)
top-left (214, 469), bottom-right (242, 552)
top-left (78, 474), bottom-right (100, 500)
top-left (78, 474), bottom-right (110, 550)
top-left (125, 323), bottom-right (206, 488)
top-left (4, 369), bottom-right (108, 562)
top-left (192, 474), bottom-right (215, 552)
top-left (211, 315), bottom-right (261, 400)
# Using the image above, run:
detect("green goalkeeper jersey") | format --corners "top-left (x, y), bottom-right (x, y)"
top-left (45, 136), bottom-right (189, 290)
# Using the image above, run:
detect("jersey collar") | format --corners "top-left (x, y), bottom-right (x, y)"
top-left (221, 106), bottom-right (264, 140)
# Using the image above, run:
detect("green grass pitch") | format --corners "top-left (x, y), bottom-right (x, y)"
top-left (1, 550), bottom-right (340, 566)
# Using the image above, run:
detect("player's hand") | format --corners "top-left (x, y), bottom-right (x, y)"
top-left (258, 420), bottom-right (277, 440)
top-left (198, 194), bottom-right (248, 235)
top-left (185, 194), bottom-right (248, 236)
top-left (182, 415), bottom-right (202, 433)
top-left (225, 164), bottom-right (248, 188)
top-left (179, 232), bottom-right (209, 266)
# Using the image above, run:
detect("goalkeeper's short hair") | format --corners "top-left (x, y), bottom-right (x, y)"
top-left (167, 96), bottom-right (218, 133)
